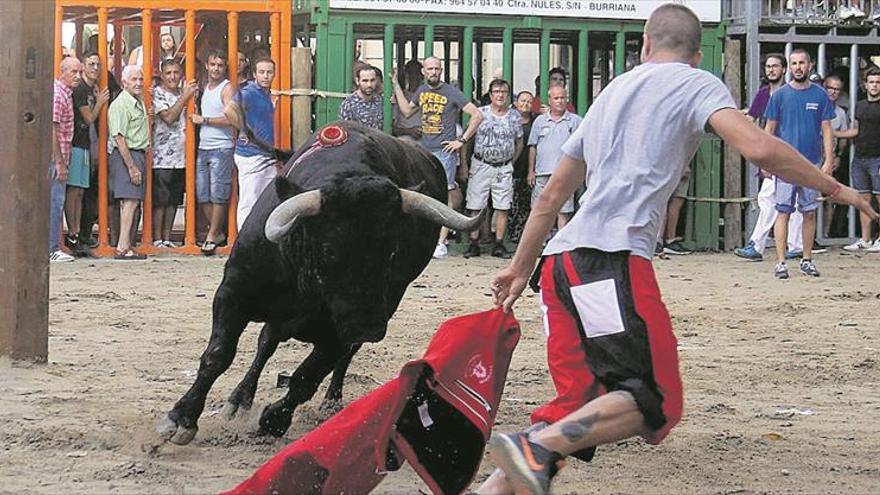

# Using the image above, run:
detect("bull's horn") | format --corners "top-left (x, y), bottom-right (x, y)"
top-left (399, 189), bottom-right (483, 232)
top-left (265, 190), bottom-right (322, 243)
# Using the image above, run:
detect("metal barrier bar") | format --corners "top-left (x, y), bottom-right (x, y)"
top-left (462, 26), bottom-right (474, 122)
top-left (182, 9), bottom-right (199, 252)
top-left (577, 29), bottom-right (588, 114)
top-left (539, 28), bottom-right (549, 102)
top-left (383, 23), bottom-right (394, 133)
top-left (614, 31), bottom-right (625, 76)
top-left (280, 9), bottom-right (293, 149)
top-left (424, 24), bottom-right (434, 58)
top-left (142, 8), bottom-right (155, 249)
top-left (227, 10), bottom-right (240, 246)
top-left (502, 27), bottom-right (512, 83)
top-left (96, 7), bottom-right (113, 255)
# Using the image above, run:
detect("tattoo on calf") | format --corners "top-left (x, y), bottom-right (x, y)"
top-left (560, 412), bottom-right (600, 443)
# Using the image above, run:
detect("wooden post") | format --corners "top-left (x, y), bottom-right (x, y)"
top-left (0, 0), bottom-right (55, 361)
top-left (292, 46), bottom-right (312, 149)
top-left (723, 38), bottom-right (743, 250)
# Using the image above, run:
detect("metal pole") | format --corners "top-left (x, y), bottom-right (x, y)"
top-left (614, 31), bottom-right (625, 76)
top-left (424, 25), bottom-right (434, 59)
top-left (849, 42), bottom-right (859, 239)
top-left (744, 0), bottom-right (762, 234)
top-left (784, 42), bottom-right (793, 83)
top-left (142, 9), bottom-right (154, 249)
top-left (227, 11), bottom-right (239, 246)
top-left (502, 27), bottom-right (513, 84)
top-left (817, 43), bottom-right (827, 77)
top-left (577, 30), bottom-right (588, 114)
top-left (383, 23), bottom-right (394, 133)
top-left (183, 10), bottom-right (198, 252)
top-left (97, 8), bottom-right (112, 254)
top-left (539, 28), bottom-right (550, 102)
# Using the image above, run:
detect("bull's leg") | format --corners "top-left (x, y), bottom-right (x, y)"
top-left (223, 322), bottom-right (280, 419)
top-left (318, 344), bottom-right (361, 414)
top-left (158, 295), bottom-right (248, 445)
top-left (258, 341), bottom-right (345, 437)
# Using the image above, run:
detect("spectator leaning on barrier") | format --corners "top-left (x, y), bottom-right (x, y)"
top-left (229, 56), bottom-right (280, 229)
top-left (393, 56), bottom-right (484, 259)
top-left (338, 65), bottom-right (383, 129)
top-left (108, 65), bottom-right (149, 260)
top-left (822, 74), bottom-right (851, 239)
top-left (152, 59), bottom-right (198, 248)
top-left (837, 66), bottom-right (880, 252)
top-left (528, 85), bottom-right (582, 233)
top-left (68, 52), bottom-right (109, 255)
top-left (462, 79), bottom-right (523, 259)
top-left (191, 49), bottom-right (236, 255)
top-left (49, 57), bottom-right (83, 263)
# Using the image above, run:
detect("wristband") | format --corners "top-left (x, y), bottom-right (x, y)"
top-left (827, 182), bottom-right (842, 199)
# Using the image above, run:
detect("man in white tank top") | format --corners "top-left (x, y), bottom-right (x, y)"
top-left (191, 49), bottom-right (236, 254)
top-left (481, 5), bottom-right (878, 494)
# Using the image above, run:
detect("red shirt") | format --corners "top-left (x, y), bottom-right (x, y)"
top-left (53, 79), bottom-right (75, 165)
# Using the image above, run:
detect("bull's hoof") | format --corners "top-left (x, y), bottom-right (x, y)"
top-left (222, 400), bottom-right (251, 420)
top-left (156, 414), bottom-right (199, 445)
top-left (258, 403), bottom-right (293, 437)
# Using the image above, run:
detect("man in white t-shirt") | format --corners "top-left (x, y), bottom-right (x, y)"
top-left (480, 5), bottom-right (877, 494)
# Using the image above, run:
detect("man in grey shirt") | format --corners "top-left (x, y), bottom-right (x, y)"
top-left (393, 56), bottom-right (484, 258)
top-left (481, 5), bottom-right (877, 494)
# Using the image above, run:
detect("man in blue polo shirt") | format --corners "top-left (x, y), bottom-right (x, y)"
top-left (765, 49), bottom-right (835, 279)
top-left (231, 56), bottom-right (278, 229)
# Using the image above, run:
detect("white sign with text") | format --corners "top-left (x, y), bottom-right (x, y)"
top-left (328, 0), bottom-right (721, 23)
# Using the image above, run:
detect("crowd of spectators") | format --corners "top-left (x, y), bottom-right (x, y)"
top-left (49, 34), bottom-right (281, 262)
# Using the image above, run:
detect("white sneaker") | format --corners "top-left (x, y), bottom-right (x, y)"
top-left (49, 250), bottom-right (75, 262)
top-left (153, 239), bottom-right (165, 248)
top-left (162, 240), bottom-right (179, 248)
top-left (432, 242), bottom-right (448, 259)
top-left (867, 239), bottom-right (880, 253)
top-left (839, 5), bottom-right (855, 19)
top-left (843, 238), bottom-right (872, 251)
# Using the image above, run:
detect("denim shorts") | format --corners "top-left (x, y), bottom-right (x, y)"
top-left (852, 156), bottom-right (880, 194)
top-left (196, 147), bottom-right (234, 203)
top-left (431, 150), bottom-right (459, 191)
top-left (775, 176), bottom-right (819, 214)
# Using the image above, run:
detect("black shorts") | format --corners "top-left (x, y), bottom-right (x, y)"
top-left (153, 168), bottom-right (185, 207)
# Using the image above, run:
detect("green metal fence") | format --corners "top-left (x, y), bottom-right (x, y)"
top-left (307, 1), bottom-right (726, 250)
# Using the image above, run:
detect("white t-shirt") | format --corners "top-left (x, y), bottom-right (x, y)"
top-left (544, 62), bottom-right (736, 260)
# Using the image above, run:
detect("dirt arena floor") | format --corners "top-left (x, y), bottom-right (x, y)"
top-left (2, 249), bottom-right (879, 494)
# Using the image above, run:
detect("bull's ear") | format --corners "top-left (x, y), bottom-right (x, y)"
top-left (274, 177), bottom-right (295, 200)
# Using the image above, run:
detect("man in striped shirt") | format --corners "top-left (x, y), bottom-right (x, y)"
top-left (50, 57), bottom-right (83, 263)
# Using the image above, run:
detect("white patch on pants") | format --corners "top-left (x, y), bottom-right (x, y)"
top-left (569, 278), bottom-right (626, 338)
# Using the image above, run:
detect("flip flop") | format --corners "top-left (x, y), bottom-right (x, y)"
top-left (114, 249), bottom-right (147, 260)
top-left (201, 240), bottom-right (217, 256)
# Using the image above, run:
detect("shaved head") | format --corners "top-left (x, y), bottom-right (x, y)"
top-left (645, 3), bottom-right (702, 59)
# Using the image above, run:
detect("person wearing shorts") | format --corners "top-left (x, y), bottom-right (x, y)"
top-left (192, 49), bottom-right (236, 254)
top-left (479, 5), bottom-right (875, 494)
top-left (152, 59), bottom-right (198, 248)
top-left (836, 67), bottom-right (880, 252)
top-left (461, 79), bottom-right (523, 259)
top-left (392, 56), bottom-right (484, 258)
top-left (765, 49), bottom-right (835, 279)
top-left (658, 172), bottom-right (692, 255)
top-left (528, 85), bottom-right (582, 231)
top-left (108, 65), bottom-right (149, 260)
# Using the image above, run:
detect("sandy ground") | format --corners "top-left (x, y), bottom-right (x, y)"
top-left (2, 249), bottom-right (879, 494)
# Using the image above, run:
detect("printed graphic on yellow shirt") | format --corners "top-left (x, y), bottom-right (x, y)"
top-left (419, 91), bottom-right (448, 135)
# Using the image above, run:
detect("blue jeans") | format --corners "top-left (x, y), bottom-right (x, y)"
top-left (48, 162), bottom-right (66, 253)
top-left (196, 148), bottom-right (234, 203)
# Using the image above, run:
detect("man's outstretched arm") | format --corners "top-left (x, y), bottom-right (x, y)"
top-left (709, 108), bottom-right (878, 220)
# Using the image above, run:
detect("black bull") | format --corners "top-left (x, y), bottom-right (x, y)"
top-left (158, 123), bottom-right (482, 445)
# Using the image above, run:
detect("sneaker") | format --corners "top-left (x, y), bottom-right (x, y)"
top-left (49, 250), bottom-right (75, 263)
top-left (655, 242), bottom-right (664, 255)
top-left (663, 240), bottom-right (692, 255)
top-left (734, 242), bottom-right (763, 261)
top-left (491, 242), bottom-right (512, 259)
top-left (774, 262), bottom-right (789, 279)
top-left (487, 431), bottom-right (564, 495)
top-left (843, 238), bottom-right (872, 251)
top-left (867, 239), bottom-right (880, 253)
top-left (162, 240), bottom-right (179, 248)
top-left (64, 233), bottom-right (79, 250)
top-left (463, 242), bottom-right (481, 259)
top-left (432, 242), bottom-right (447, 259)
top-left (799, 258), bottom-right (821, 277)
top-left (785, 249), bottom-right (802, 260)
top-left (153, 240), bottom-right (165, 248)
top-left (839, 5), bottom-right (856, 19)
top-left (812, 240), bottom-right (828, 254)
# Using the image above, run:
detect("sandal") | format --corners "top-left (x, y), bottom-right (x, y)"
top-left (201, 240), bottom-right (217, 256)
top-left (114, 249), bottom-right (147, 260)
